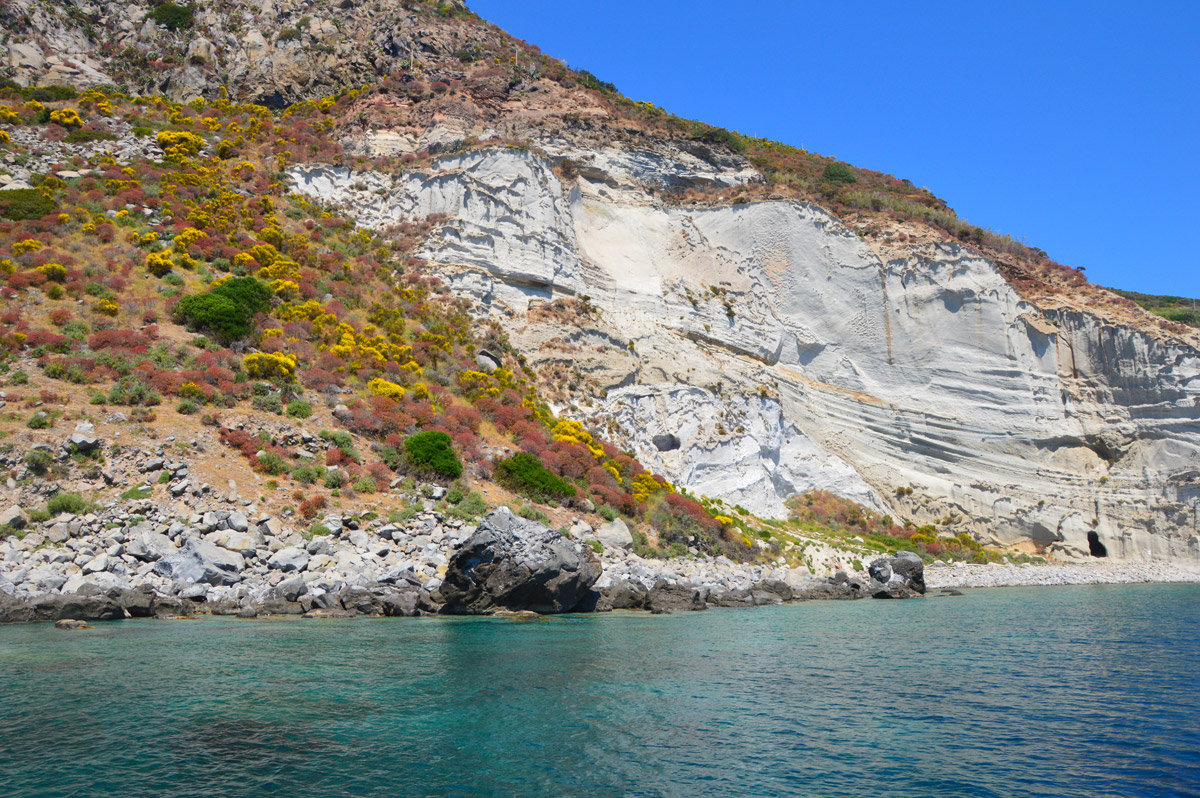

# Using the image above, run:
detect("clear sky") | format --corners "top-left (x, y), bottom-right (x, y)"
top-left (468, 0), bottom-right (1199, 297)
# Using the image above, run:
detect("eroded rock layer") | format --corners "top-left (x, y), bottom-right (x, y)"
top-left (290, 145), bottom-right (1200, 563)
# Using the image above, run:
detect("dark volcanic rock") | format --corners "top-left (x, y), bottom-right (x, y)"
top-left (646, 580), bottom-right (707, 613)
top-left (438, 507), bottom-right (601, 614)
top-left (604, 579), bottom-right (649, 609)
top-left (867, 551), bottom-right (926, 599)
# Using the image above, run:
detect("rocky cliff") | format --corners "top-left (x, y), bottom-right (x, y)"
top-left (289, 145), bottom-right (1200, 563)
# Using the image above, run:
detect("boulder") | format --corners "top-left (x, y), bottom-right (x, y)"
top-left (152, 538), bottom-right (245, 586)
top-left (867, 551), bottom-right (926, 599)
top-left (126, 532), bottom-right (176, 562)
top-left (55, 619), bottom-right (93, 630)
top-left (604, 579), bottom-right (649, 609)
top-left (646, 580), bottom-right (707, 613)
top-left (595, 518), bottom-right (634, 550)
top-left (0, 505), bottom-right (28, 530)
top-left (206, 529), bottom-right (264, 554)
top-left (438, 507), bottom-right (601, 614)
top-left (268, 547), bottom-right (309, 573)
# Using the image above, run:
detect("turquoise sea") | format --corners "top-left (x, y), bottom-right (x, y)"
top-left (1, 583), bottom-right (1198, 797)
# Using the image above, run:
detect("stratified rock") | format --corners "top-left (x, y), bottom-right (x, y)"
top-left (438, 507), bottom-right (600, 614)
top-left (152, 538), bottom-right (245, 586)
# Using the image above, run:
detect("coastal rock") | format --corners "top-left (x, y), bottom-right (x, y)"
top-left (867, 551), bottom-right (926, 599)
top-left (595, 519), bottom-right (634, 551)
top-left (268, 547), bottom-right (309, 573)
top-left (438, 507), bottom-right (601, 614)
top-left (646, 580), bottom-right (708, 613)
top-left (54, 619), bottom-right (93, 630)
top-left (152, 539), bottom-right (245, 586)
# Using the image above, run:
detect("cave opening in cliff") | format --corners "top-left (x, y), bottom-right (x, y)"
top-left (1087, 531), bottom-right (1108, 557)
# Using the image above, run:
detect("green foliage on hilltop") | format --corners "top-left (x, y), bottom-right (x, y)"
top-left (1109, 289), bottom-right (1200, 327)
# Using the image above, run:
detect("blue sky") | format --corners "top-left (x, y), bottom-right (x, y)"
top-left (469, 0), bottom-right (1199, 297)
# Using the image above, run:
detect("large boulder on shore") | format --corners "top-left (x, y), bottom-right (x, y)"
top-left (438, 507), bottom-right (601, 614)
top-left (153, 538), bottom-right (245, 586)
top-left (867, 551), bottom-right (926, 598)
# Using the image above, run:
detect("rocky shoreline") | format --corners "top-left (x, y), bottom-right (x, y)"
top-left (0, 496), bottom-right (928, 624)
top-left (926, 560), bottom-right (1200, 589)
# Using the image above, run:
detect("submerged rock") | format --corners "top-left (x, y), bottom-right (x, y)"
top-left (438, 507), bottom-right (601, 614)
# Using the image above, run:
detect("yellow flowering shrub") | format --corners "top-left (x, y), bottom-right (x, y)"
top-left (173, 227), bottom-right (205, 253)
top-left (96, 299), bottom-right (119, 317)
top-left (49, 108), bottom-right (83, 128)
top-left (0, 105), bottom-right (18, 123)
top-left (12, 239), bottom-right (42, 255)
top-left (156, 130), bottom-right (205, 160)
top-left (632, 472), bottom-right (671, 503)
top-left (368, 378), bottom-right (407, 401)
top-left (243, 352), bottom-right (298, 380)
top-left (36, 263), bottom-right (66, 282)
top-left (552, 419), bottom-right (605, 458)
top-left (145, 251), bottom-right (174, 277)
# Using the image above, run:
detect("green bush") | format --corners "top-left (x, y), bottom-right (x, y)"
top-left (285, 399), bottom-right (313, 418)
top-left (150, 2), bottom-right (195, 31)
top-left (10, 370), bottom-right (29, 385)
top-left (47, 492), bottom-right (93, 516)
top-left (588, 539), bottom-right (604, 554)
top-left (0, 189), bottom-right (56, 221)
top-left (517, 505), bottom-right (551, 524)
top-left (25, 449), bottom-right (52, 475)
top-left (277, 27), bottom-right (302, 41)
top-left (378, 445), bottom-right (403, 471)
top-left (822, 161), bottom-right (857, 185)
top-left (257, 451), bottom-right (288, 475)
top-left (597, 504), bottom-right (617, 522)
top-left (131, 126), bottom-right (153, 138)
top-left (64, 129), bottom-right (118, 144)
top-left (173, 277), bottom-right (272, 342)
top-left (157, 470), bottom-right (172, 484)
top-left (121, 486), bottom-right (152, 501)
top-left (176, 399), bottom-right (199, 415)
top-left (494, 452), bottom-right (576, 504)
top-left (403, 430), bottom-right (462, 479)
top-left (290, 464), bottom-right (321, 484)
top-left (28, 85), bottom-right (77, 102)
top-left (352, 475), bottom-right (376, 494)
top-left (252, 393), bottom-right (283, 414)
top-left (308, 523), bottom-right (331, 538)
top-left (445, 485), bottom-right (465, 504)
top-left (27, 412), bottom-right (52, 429)
top-left (453, 491), bottom-right (488, 519)
top-left (323, 469), bottom-right (345, 489)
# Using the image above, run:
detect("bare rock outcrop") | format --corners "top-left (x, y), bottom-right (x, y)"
top-left (437, 508), bottom-right (601, 614)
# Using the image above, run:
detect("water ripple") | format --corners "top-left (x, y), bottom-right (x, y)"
top-left (1, 584), bottom-right (1199, 797)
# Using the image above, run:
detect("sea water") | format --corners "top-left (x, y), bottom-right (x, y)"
top-left (1, 583), bottom-right (1198, 797)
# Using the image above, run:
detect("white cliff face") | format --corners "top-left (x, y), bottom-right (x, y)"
top-left (288, 146), bottom-right (1200, 563)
